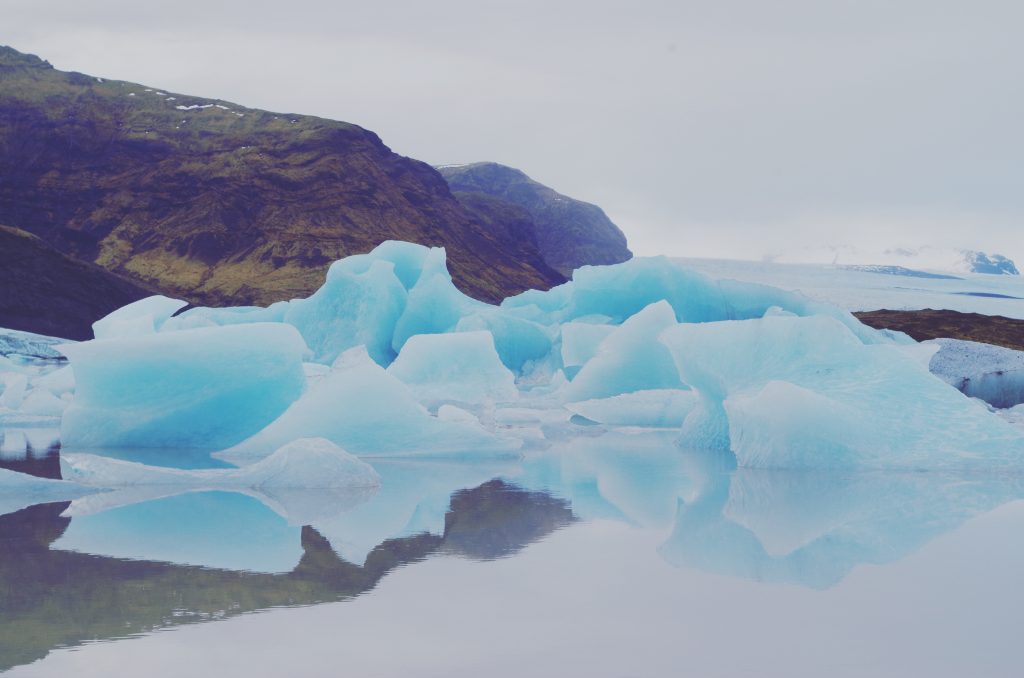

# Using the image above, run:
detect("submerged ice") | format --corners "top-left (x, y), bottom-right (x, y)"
top-left (39, 240), bottom-right (1024, 471)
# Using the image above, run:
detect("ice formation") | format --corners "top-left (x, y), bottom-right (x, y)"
top-left (387, 330), bottom-right (517, 407)
top-left (60, 323), bottom-right (307, 449)
top-left (562, 301), bottom-right (686, 402)
top-left (927, 338), bottom-right (1024, 408)
top-left (661, 315), bottom-right (1024, 469)
top-left (91, 295), bottom-right (188, 339)
top-left (30, 239), bottom-right (1024, 470)
top-left (217, 347), bottom-right (520, 463)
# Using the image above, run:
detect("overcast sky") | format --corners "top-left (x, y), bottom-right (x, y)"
top-left (4, 1), bottom-right (1022, 262)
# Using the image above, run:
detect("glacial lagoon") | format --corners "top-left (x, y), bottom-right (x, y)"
top-left (3, 429), bottom-right (1024, 677)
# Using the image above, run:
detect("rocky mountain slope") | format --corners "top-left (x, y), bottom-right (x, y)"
top-left (0, 46), bottom-right (566, 309)
top-left (437, 162), bottom-right (632, 276)
top-left (0, 225), bottom-right (153, 340)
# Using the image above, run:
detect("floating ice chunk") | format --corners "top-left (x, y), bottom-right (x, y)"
top-left (61, 323), bottom-right (307, 450)
top-left (92, 295), bottom-right (188, 339)
top-left (566, 389), bottom-right (696, 428)
top-left (564, 301), bottom-right (685, 402)
top-left (387, 330), bottom-right (517, 406)
top-left (284, 259), bottom-right (406, 366)
top-left (61, 438), bottom-right (380, 490)
top-left (455, 312), bottom-right (553, 374)
top-left (927, 338), bottom-right (1024, 408)
top-left (218, 347), bottom-right (521, 463)
top-left (504, 256), bottom-right (892, 345)
top-left (391, 246), bottom-right (485, 353)
top-left (661, 314), bottom-right (1024, 469)
top-left (724, 381), bottom-right (882, 469)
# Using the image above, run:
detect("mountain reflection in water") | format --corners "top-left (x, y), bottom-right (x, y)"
top-left (2, 431), bottom-right (1024, 672)
top-left (0, 480), bottom-right (573, 671)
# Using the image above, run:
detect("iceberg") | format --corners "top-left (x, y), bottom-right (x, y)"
top-left (92, 295), bottom-right (188, 339)
top-left (563, 301), bottom-right (686, 402)
top-left (387, 330), bottom-right (517, 407)
top-left (661, 314), bottom-right (1024, 469)
top-left (218, 347), bottom-right (521, 463)
top-left (927, 338), bottom-right (1024, 408)
top-left (60, 323), bottom-right (307, 450)
top-left (283, 258), bottom-right (407, 366)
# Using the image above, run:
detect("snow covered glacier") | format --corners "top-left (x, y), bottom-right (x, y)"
top-left (5, 240), bottom-right (1024, 472)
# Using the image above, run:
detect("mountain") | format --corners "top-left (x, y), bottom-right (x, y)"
top-left (771, 244), bottom-right (1019, 276)
top-left (962, 251), bottom-right (1019, 276)
top-left (437, 162), bottom-right (632, 276)
top-left (0, 225), bottom-right (153, 340)
top-left (0, 46), bottom-right (566, 310)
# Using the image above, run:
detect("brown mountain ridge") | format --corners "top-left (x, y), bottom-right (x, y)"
top-left (0, 45), bottom-right (576, 323)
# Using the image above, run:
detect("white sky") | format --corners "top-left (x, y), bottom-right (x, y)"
top-left (3, 0), bottom-right (1022, 262)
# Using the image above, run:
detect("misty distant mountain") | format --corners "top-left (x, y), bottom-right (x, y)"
top-left (771, 245), bottom-right (1019, 276)
top-left (437, 162), bottom-right (632, 276)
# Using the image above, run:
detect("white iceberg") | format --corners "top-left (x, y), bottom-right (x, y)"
top-left (92, 295), bottom-right (188, 339)
top-left (60, 323), bottom-right (307, 450)
top-left (661, 314), bottom-right (1024, 469)
top-left (927, 338), bottom-right (1024, 408)
top-left (218, 347), bottom-right (521, 463)
top-left (387, 330), bottom-right (517, 407)
top-left (563, 301), bottom-right (686, 402)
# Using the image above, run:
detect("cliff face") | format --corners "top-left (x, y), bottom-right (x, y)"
top-left (438, 162), bottom-right (632, 276)
top-left (0, 225), bottom-right (153, 340)
top-left (0, 46), bottom-right (565, 308)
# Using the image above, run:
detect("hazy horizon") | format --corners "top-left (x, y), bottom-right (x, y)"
top-left (4, 0), bottom-right (1021, 263)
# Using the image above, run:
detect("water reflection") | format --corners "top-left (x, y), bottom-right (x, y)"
top-left (2, 431), bottom-right (1024, 671)
top-left (0, 480), bottom-right (573, 672)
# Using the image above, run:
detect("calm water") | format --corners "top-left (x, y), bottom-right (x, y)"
top-left (2, 429), bottom-right (1024, 676)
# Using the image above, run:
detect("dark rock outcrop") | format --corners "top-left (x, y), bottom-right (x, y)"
top-left (438, 162), bottom-right (632, 276)
top-left (0, 46), bottom-right (565, 309)
top-left (0, 225), bottom-right (152, 339)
